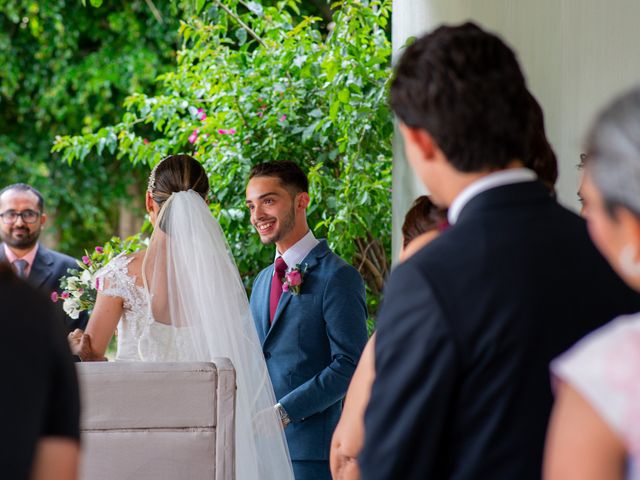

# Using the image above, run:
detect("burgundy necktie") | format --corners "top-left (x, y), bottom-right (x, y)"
top-left (269, 257), bottom-right (288, 324)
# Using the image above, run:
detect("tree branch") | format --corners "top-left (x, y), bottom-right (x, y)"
top-left (213, 0), bottom-right (267, 48)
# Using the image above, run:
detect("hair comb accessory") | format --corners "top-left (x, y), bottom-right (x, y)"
top-left (147, 156), bottom-right (170, 191)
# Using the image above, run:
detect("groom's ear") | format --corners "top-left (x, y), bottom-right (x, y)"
top-left (296, 192), bottom-right (310, 210)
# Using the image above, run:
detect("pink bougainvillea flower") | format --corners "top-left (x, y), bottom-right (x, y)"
top-left (279, 114), bottom-right (287, 122)
top-left (188, 129), bottom-right (199, 144)
top-left (95, 246), bottom-right (104, 254)
top-left (217, 129), bottom-right (237, 135)
top-left (50, 291), bottom-right (59, 302)
top-left (286, 270), bottom-right (302, 286)
top-left (82, 256), bottom-right (91, 265)
top-left (61, 291), bottom-right (70, 299)
top-left (197, 108), bottom-right (207, 121)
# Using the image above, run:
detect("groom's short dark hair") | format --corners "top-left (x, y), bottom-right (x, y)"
top-left (249, 161), bottom-right (309, 194)
top-left (390, 22), bottom-right (531, 173)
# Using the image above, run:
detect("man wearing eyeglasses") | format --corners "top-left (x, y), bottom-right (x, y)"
top-left (0, 183), bottom-right (88, 331)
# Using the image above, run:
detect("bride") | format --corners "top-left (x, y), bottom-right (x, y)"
top-left (68, 154), bottom-right (294, 479)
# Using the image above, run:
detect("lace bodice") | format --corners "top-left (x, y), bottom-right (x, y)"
top-left (96, 253), bottom-right (194, 362)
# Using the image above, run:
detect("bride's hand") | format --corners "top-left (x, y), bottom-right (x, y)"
top-left (67, 329), bottom-right (106, 362)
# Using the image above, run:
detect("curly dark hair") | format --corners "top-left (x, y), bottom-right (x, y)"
top-left (390, 22), bottom-right (531, 173)
top-left (401, 196), bottom-right (448, 248)
top-left (525, 91), bottom-right (558, 192)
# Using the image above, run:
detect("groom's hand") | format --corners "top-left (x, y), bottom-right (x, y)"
top-left (68, 329), bottom-right (106, 362)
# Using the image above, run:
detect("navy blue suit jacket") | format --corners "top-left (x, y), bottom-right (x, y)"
top-left (250, 240), bottom-right (368, 461)
top-left (361, 181), bottom-right (640, 479)
top-left (0, 244), bottom-right (88, 331)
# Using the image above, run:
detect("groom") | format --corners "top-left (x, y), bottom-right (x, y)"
top-left (246, 161), bottom-right (368, 480)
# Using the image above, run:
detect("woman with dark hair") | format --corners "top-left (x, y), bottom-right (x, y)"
top-left (545, 87), bottom-right (640, 479)
top-left (68, 154), bottom-right (294, 479)
top-left (329, 196), bottom-right (447, 480)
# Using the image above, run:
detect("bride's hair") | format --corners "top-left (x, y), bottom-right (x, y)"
top-left (148, 154), bottom-right (209, 207)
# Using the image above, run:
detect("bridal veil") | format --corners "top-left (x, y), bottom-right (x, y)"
top-left (142, 190), bottom-right (293, 479)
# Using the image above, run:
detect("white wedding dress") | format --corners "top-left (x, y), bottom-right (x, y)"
top-left (95, 254), bottom-right (196, 362)
top-left (94, 190), bottom-right (294, 480)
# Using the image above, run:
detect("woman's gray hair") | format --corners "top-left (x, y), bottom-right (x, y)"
top-left (586, 86), bottom-right (640, 217)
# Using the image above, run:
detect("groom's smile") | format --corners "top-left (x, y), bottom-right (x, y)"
top-left (246, 176), bottom-right (302, 248)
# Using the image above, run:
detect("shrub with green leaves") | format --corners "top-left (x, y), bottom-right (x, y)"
top-left (54, 0), bottom-right (393, 322)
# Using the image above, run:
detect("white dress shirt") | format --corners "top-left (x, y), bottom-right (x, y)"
top-left (448, 168), bottom-right (538, 224)
top-left (275, 230), bottom-right (319, 271)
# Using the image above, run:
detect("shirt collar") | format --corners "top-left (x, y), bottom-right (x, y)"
top-left (448, 168), bottom-right (537, 224)
top-left (4, 242), bottom-right (39, 267)
top-left (276, 230), bottom-right (319, 269)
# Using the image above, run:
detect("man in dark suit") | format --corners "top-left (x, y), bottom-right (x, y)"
top-left (359, 23), bottom-right (640, 479)
top-left (246, 161), bottom-right (368, 479)
top-left (0, 183), bottom-right (88, 331)
top-left (0, 263), bottom-right (80, 479)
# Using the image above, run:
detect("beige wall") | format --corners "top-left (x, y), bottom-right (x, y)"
top-left (391, 0), bottom-right (640, 261)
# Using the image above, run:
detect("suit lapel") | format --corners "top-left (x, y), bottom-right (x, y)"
top-left (268, 292), bottom-right (292, 333)
top-left (29, 246), bottom-right (54, 290)
top-left (263, 240), bottom-right (330, 344)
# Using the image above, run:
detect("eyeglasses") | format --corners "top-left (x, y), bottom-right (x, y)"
top-left (0, 210), bottom-right (41, 224)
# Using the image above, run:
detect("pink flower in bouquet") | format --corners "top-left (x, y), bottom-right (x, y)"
top-left (61, 292), bottom-right (70, 299)
top-left (286, 270), bottom-right (302, 286)
top-left (50, 291), bottom-right (58, 302)
top-left (82, 255), bottom-right (91, 265)
top-left (282, 282), bottom-right (290, 293)
top-left (95, 246), bottom-right (104, 254)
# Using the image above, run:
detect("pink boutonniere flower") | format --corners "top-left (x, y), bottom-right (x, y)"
top-left (282, 263), bottom-right (308, 295)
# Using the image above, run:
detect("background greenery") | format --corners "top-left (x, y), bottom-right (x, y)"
top-left (4, 0), bottom-right (393, 323)
top-left (0, 0), bottom-right (186, 251)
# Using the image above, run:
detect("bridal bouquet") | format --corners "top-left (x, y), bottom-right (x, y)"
top-left (52, 234), bottom-right (146, 319)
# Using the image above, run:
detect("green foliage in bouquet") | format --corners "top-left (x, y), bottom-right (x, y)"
top-left (52, 234), bottom-right (147, 319)
top-left (53, 0), bottom-right (393, 322)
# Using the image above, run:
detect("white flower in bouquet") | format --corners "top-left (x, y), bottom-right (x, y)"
top-left (81, 269), bottom-right (92, 284)
top-left (51, 234), bottom-right (146, 316)
top-left (63, 297), bottom-right (81, 320)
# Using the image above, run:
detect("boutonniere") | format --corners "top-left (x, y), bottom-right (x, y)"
top-left (282, 263), bottom-right (308, 295)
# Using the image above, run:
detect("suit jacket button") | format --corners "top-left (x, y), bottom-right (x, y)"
top-left (264, 351), bottom-right (271, 359)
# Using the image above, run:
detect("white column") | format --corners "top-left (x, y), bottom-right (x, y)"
top-left (391, 0), bottom-right (640, 261)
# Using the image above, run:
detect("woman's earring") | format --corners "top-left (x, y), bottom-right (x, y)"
top-left (619, 244), bottom-right (640, 277)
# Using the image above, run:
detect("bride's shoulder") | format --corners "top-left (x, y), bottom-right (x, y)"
top-left (97, 250), bottom-right (145, 278)
top-left (124, 250), bottom-right (146, 277)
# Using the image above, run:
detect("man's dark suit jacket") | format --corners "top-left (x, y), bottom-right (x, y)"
top-left (0, 244), bottom-right (88, 331)
top-left (360, 181), bottom-right (640, 480)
